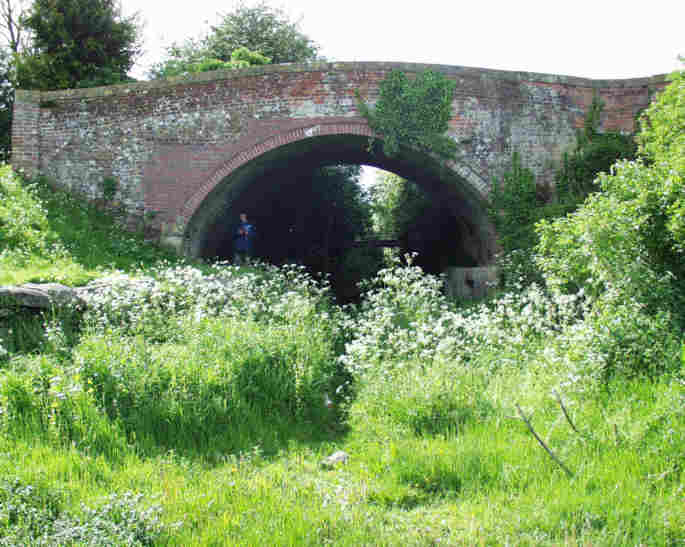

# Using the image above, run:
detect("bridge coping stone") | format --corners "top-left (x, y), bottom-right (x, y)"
top-left (15, 61), bottom-right (669, 103)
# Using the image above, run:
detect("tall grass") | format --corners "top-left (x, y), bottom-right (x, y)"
top-left (0, 165), bottom-right (683, 545)
top-left (0, 165), bottom-right (179, 286)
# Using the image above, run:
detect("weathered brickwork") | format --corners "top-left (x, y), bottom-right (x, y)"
top-left (11, 62), bottom-right (667, 255)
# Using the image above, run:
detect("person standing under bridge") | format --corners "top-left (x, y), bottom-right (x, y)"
top-left (233, 212), bottom-right (256, 264)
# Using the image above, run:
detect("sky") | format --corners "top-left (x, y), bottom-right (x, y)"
top-left (123, 0), bottom-right (683, 80)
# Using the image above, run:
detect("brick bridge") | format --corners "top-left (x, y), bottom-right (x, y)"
top-left (11, 62), bottom-right (666, 264)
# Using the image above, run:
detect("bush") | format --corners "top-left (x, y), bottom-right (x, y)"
top-left (537, 68), bottom-right (685, 318)
top-left (556, 94), bottom-right (637, 201)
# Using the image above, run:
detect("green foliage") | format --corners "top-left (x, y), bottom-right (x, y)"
top-left (150, 46), bottom-right (270, 80)
top-left (556, 95), bottom-right (637, 201)
top-left (15, 0), bottom-right (141, 90)
top-left (486, 151), bottom-right (543, 285)
top-left (489, 97), bottom-right (639, 288)
top-left (205, 1), bottom-right (319, 65)
top-left (636, 61), bottom-right (685, 247)
top-left (488, 151), bottom-right (539, 252)
top-left (370, 171), bottom-right (431, 238)
top-left (0, 168), bottom-right (51, 255)
top-left (0, 212), bottom-right (683, 545)
top-left (0, 166), bottom-right (179, 285)
top-left (358, 69), bottom-right (457, 161)
top-left (537, 66), bottom-right (685, 324)
top-left (149, 1), bottom-right (317, 79)
top-left (637, 60), bottom-right (685, 164)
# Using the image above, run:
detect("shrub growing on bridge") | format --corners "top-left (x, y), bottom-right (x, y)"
top-left (357, 69), bottom-right (457, 162)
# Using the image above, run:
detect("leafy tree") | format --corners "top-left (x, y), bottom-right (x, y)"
top-left (370, 171), bottom-right (430, 238)
top-left (149, 1), bottom-right (319, 79)
top-left (205, 1), bottom-right (319, 65)
top-left (15, 0), bottom-right (142, 90)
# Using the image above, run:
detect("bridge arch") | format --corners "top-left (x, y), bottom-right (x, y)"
top-left (182, 121), bottom-right (496, 266)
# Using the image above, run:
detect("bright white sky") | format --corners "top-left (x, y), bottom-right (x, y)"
top-left (123, 0), bottom-right (683, 80)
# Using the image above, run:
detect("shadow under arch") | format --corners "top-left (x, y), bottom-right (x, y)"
top-left (183, 127), bottom-right (496, 267)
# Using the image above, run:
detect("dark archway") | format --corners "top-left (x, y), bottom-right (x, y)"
top-left (184, 133), bottom-right (495, 273)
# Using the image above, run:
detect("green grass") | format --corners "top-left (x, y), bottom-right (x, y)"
top-left (0, 165), bottom-right (683, 545)
top-left (0, 165), bottom-right (181, 286)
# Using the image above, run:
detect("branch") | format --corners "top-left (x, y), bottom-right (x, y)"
top-left (553, 389), bottom-right (580, 435)
top-left (516, 403), bottom-right (574, 478)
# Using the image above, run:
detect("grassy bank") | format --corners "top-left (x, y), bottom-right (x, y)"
top-left (1, 166), bottom-right (682, 545)
top-left (0, 167), bottom-right (179, 286)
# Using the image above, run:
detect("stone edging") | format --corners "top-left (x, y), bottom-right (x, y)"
top-left (0, 283), bottom-right (87, 318)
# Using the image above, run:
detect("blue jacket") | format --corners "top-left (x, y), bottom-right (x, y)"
top-left (234, 221), bottom-right (256, 251)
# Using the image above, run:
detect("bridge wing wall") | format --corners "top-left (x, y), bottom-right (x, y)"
top-left (11, 62), bottom-right (667, 245)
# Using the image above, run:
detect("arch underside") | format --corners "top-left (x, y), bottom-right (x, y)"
top-left (184, 133), bottom-right (496, 268)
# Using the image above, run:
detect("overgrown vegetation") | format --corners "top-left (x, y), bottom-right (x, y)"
top-left (0, 167), bottom-right (179, 286)
top-left (488, 94), bottom-right (639, 287)
top-left (538, 66), bottom-right (685, 324)
top-left (0, 66), bottom-right (683, 546)
top-left (357, 69), bottom-right (457, 161)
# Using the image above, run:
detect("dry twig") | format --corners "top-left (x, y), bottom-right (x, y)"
top-left (516, 403), bottom-right (574, 478)
top-left (553, 389), bottom-right (581, 435)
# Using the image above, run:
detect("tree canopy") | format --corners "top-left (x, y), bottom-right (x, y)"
top-left (149, 1), bottom-right (319, 79)
top-left (205, 1), bottom-right (319, 65)
top-left (15, 0), bottom-right (142, 90)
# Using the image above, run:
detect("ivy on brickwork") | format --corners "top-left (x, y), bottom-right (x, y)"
top-left (357, 69), bottom-right (457, 161)
top-left (488, 93), bottom-right (638, 288)
top-left (556, 94), bottom-right (637, 200)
